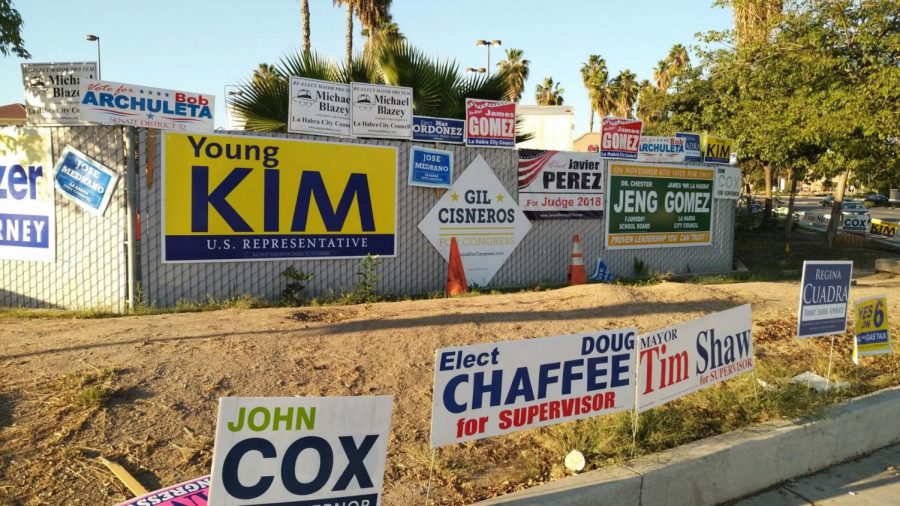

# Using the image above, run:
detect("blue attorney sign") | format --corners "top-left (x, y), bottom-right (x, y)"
top-left (53, 145), bottom-right (119, 216)
top-left (797, 260), bottom-right (853, 338)
top-left (412, 116), bottom-right (465, 144)
top-left (676, 132), bottom-right (702, 162)
top-left (409, 146), bottom-right (453, 188)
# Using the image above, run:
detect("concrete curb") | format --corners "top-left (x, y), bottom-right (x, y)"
top-left (476, 386), bottom-right (900, 506)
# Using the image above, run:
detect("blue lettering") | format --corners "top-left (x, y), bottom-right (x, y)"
top-left (191, 166), bottom-right (252, 232)
top-left (291, 172), bottom-right (375, 232)
top-left (222, 438), bottom-right (275, 499)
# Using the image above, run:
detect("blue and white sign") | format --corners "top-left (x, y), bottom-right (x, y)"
top-left (0, 126), bottom-right (55, 262)
top-left (797, 260), bottom-right (853, 338)
top-left (53, 146), bottom-right (119, 216)
top-left (412, 116), bottom-right (465, 144)
top-left (676, 132), bottom-right (702, 162)
top-left (409, 146), bottom-right (453, 188)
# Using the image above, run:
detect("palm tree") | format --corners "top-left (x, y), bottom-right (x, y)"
top-left (652, 59), bottom-right (670, 91)
top-left (580, 54), bottom-right (608, 131)
top-left (535, 77), bottom-right (564, 106)
top-left (362, 13), bottom-right (404, 56)
top-left (496, 48), bottom-right (530, 103)
top-left (610, 69), bottom-right (639, 117)
top-left (666, 44), bottom-right (689, 77)
top-left (252, 63), bottom-right (280, 88)
top-left (301, 0), bottom-right (311, 54)
top-left (333, 0), bottom-right (391, 70)
top-left (731, 0), bottom-right (784, 46)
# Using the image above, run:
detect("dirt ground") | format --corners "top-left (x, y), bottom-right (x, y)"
top-left (2, 274), bottom-right (900, 505)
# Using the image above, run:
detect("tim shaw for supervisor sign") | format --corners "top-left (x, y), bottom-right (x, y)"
top-left (162, 132), bottom-right (397, 262)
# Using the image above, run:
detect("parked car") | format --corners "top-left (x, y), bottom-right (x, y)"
top-left (820, 195), bottom-right (834, 207)
top-left (864, 193), bottom-right (889, 205)
top-left (841, 200), bottom-right (871, 218)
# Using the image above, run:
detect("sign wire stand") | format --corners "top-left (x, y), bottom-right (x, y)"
top-left (424, 448), bottom-right (437, 505)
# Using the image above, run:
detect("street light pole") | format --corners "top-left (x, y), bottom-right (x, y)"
top-left (85, 34), bottom-right (101, 79)
top-left (476, 39), bottom-right (502, 73)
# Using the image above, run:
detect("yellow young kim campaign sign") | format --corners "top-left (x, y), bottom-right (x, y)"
top-left (162, 132), bottom-right (397, 262)
top-left (853, 295), bottom-right (891, 364)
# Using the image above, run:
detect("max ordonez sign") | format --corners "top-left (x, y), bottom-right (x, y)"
top-left (636, 305), bottom-right (754, 412)
top-left (0, 126), bottom-right (55, 262)
top-left (209, 396), bottom-right (393, 506)
top-left (22, 62), bottom-right (97, 126)
top-left (605, 162), bottom-right (714, 249)
top-left (797, 261), bottom-right (853, 338)
top-left (80, 79), bottom-right (214, 132)
top-left (418, 156), bottom-right (530, 286)
top-left (431, 327), bottom-right (637, 447)
top-left (413, 116), bottom-right (465, 144)
top-left (288, 77), bottom-right (351, 137)
top-left (517, 149), bottom-right (604, 219)
top-left (465, 98), bottom-right (516, 148)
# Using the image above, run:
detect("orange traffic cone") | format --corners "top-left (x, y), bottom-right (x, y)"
top-left (567, 234), bottom-right (587, 286)
top-left (446, 237), bottom-right (468, 296)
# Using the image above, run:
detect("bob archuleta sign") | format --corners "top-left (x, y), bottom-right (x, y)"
top-left (636, 305), bottom-right (754, 412)
top-left (431, 327), bottom-right (638, 447)
top-left (80, 79), bottom-right (214, 132)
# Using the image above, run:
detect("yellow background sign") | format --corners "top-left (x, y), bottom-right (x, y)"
top-left (163, 132), bottom-right (397, 262)
top-left (701, 134), bottom-right (734, 164)
top-left (853, 295), bottom-right (891, 363)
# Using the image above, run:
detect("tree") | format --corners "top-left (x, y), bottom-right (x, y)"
top-left (301, 0), bottom-right (311, 54)
top-left (652, 59), bottom-right (670, 91)
top-left (580, 54), bottom-right (608, 131)
top-left (610, 69), bottom-right (639, 117)
top-left (333, 0), bottom-right (391, 70)
top-left (252, 63), bottom-right (280, 88)
top-left (535, 77), bottom-right (564, 105)
top-left (361, 13), bottom-right (404, 56)
top-left (496, 48), bottom-right (530, 103)
top-left (0, 0), bottom-right (28, 58)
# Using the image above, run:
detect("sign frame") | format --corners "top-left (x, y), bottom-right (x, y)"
top-left (797, 260), bottom-right (853, 338)
top-left (350, 82), bottom-right (413, 139)
top-left (853, 295), bottom-right (891, 363)
top-left (288, 76), bottom-right (352, 138)
top-left (22, 61), bottom-right (97, 126)
top-left (464, 98), bottom-right (516, 149)
top-left (412, 115), bottom-right (465, 144)
top-left (161, 132), bottom-right (399, 263)
top-left (408, 146), bottom-right (453, 189)
top-left (52, 145), bottom-right (119, 216)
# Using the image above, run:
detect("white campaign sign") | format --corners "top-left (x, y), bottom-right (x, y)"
top-left (636, 136), bottom-right (685, 163)
top-left (714, 165), bottom-right (742, 200)
top-left (22, 62), bottom-right (97, 126)
top-left (350, 82), bottom-right (413, 139)
top-left (636, 305), bottom-right (754, 413)
top-left (289, 77), bottom-right (351, 137)
top-left (80, 79), bottom-right (214, 132)
top-left (431, 327), bottom-right (638, 447)
top-left (0, 126), bottom-right (55, 262)
top-left (418, 155), bottom-right (531, 286)
top-left (209, 396), bottom-right (393, 506)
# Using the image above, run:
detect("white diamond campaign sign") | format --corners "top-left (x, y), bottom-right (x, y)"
top-left (418, 156), bottom-right (531, 286)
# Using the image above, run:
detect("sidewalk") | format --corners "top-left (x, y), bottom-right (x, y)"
top-left (736, 444), bottom-right (900, 505)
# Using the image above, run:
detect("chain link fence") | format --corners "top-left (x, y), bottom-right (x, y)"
top-left (2, 127), bottom-right (734, 309)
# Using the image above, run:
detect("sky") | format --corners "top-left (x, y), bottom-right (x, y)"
top-left (0, 1), bottom-right (733, 134)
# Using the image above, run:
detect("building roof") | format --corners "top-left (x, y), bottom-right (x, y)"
top-left (0, 103), bottom-right (26, 125)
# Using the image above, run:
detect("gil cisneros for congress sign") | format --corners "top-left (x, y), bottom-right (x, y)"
top-left (162, 133), bottom-right (397, 262)
top-left (606, 162), bottom-right (714, 249)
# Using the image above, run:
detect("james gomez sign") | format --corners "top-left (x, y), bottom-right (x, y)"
top-left (209, 396), bottom-right (393, 506)
top-left (80, 79), bottom-right (214, 132)
top-left (465, 98), bottom-right (516, 149)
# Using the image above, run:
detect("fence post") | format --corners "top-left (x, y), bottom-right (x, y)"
top-left (124, 126), bottom-right (141, 310)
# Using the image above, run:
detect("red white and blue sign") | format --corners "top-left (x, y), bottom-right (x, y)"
top-left (465, 98), bottom-right (516, 149)
top-left (409, 146), bottom-right (453, 188)
top-left (413, 116), bottom-right (465, 144)
top-left (80, 79), bottom-right (214, 133)
top-left (797, 260), bottom-right (853, 338)
top-left (676, 132), bottom-right (702, 162)
top-left (53, 145), bottom-right (119, 216)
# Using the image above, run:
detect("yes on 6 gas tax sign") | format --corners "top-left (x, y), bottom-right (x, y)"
top-left (163, 133), bottom-right (397, 262)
